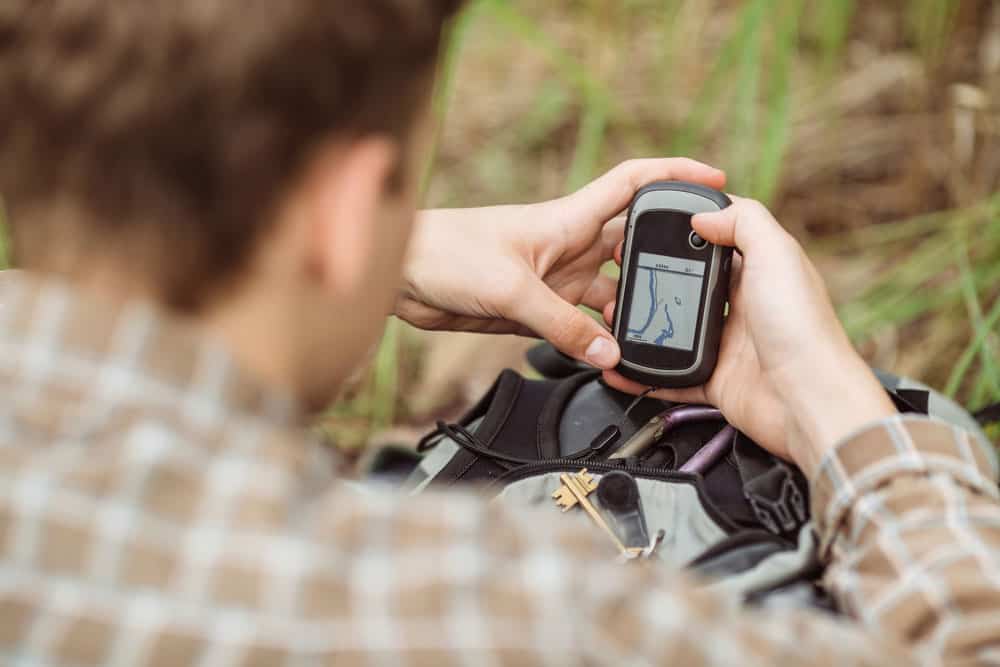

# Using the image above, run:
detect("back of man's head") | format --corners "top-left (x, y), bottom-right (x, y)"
top-left (0, 0), bottom-right (460, 310)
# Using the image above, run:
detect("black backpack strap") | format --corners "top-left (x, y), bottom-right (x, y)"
top-left (419, 369), bottom-right (524, 485)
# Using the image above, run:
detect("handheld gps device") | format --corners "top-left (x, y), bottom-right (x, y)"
top-left (611, 181), bottom-right (732, 387)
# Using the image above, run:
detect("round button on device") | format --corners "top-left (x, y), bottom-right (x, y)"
top-left (689, 230), bottom-right (708, 250)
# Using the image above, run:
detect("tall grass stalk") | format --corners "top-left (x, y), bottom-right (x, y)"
top-left (752, 0), bottom-right (800, 202)
top-left (727, 0), bottom-right (765, 194)
top-left (419, 0), bottom-right (481, 198)
top-left (814, 0), bottom-right (855, 78)
top-left (952, 236), bottom-right (1000, 399)
top-left (946, 297), bottom-right (1000, 399)
top-left (483, 0), bottom-right (612, 108)
top-left (371, 318), bottom-right (402, 429)
top-left (907, 0), bottom-right (961, 64)
top-left (669, 0), bottom-right (768, 158)
top-left (363, 3), bottom-right (479, 434)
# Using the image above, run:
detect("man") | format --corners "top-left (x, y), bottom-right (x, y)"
top-left (0, 1), bottom-right (997, 665)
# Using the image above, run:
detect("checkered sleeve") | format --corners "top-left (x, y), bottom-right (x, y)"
top-left (810, 414), bottom-right (1000, 665)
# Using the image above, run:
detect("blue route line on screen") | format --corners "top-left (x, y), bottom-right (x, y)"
top-left (653, 304), bottom-right (675, 345)
top-left (627, 268), bottom-right (659, 335)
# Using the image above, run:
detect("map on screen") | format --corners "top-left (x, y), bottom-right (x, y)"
top-left (625, 252), bottom-right (705, 351)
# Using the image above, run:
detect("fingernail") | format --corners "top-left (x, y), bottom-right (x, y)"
top-left (585, 336), bottom-right (617, 369)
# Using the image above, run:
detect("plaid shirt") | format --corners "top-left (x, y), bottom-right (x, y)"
top-left (1, 271), bottom-right (999, 666)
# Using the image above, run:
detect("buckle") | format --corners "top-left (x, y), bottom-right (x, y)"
top-left (746, 472), bottom-right (807, 536)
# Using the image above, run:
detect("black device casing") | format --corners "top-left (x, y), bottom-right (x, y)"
top-left (611, 181), bottom-right (732, 387)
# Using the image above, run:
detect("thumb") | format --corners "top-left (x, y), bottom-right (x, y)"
top-left (691, 197), bottom-right (789, 255)
top-left (513, 281), bottom-right (620, 369)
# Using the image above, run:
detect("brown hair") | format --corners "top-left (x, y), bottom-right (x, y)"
top-left (0, 0), bottom-right (461, 309)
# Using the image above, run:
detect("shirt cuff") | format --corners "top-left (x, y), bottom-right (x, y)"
top-left (810, 414), bottom-right (998, 556)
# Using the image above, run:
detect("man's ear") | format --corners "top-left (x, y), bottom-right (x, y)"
top-left (303, 136), bottom-right (398, 295)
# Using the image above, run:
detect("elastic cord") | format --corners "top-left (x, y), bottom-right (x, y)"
top-left (435, 421), bottom-right (538, 469)
top-left (620, 387), bottom-right (655, 424)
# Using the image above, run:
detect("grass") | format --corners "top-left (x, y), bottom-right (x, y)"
top-left (402, 0), bottom-right (999, 445)
top-left (907, 0), bottom-right (961, 64)
top-left (832, 193), bottom-right (1000, 407)
top-left (1, 2), bottom-right (995, 446)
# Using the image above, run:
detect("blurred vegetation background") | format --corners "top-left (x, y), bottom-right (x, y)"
top-left (0, 1), bottom-right (996, 446)
top-left (331, 0), bottom-right (1000, 448)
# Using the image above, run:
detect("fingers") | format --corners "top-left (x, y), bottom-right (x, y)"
top-left (602, 370), bottom-right (710, 405)
top-left (601, 216), bottom-right (626, 257)
top-left (511, 280), bottom-right (620, 369)
top-left (727, 251), bottom-right (744, 293)
top-left (603, 301), bottom-right (615, 326)
top-left (563, 158), bottom-right (726, 224)
top-left (690, 197), bottom-right (791, 255)
top-left (581, 274), bottom-right (618, 312)
top-left (614, 240), bottom-right (623, 265)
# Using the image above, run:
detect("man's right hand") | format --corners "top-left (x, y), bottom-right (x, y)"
top-left (602, 197), bottom-right (897, 478)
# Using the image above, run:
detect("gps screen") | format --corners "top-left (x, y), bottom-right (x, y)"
top-left (625, 252), bottom-right (705, 351)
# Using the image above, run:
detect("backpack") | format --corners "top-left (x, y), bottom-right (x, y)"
top-left (369, 344), bottom-right (990, 611)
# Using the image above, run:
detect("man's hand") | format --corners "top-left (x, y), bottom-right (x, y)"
top-left (397, 158), bottom-right (726, 369)
top-left (602, 197), bottom-right (897, 477)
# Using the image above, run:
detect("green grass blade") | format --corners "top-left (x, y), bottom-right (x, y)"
top-left (371, 318), bottom-right (401, 429)
top-left (727, 0), bottom-right (764, 194)
top-left (483, 0), bottom-right (611, 106)
top-left (945, 295), bottom-right (1000, 398)
top-left (419, 0), bottom-right (480, 199)
top-left (670, 0), bottom-right (769, 156)
top-left (518, 81), bottom-right (572, 147)
top-left (652, 0), bottom-right (686, 80)
top-left (566, 94), bottom-right (609, 191)
top-left (814, 0), bottom-right (855, 78)
top-left (953, 235), bottom-right (1000, 398)
top-left (907, 0), bottom-right (960, 64)
top-left (751, 0), bottom-right (801, 203)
